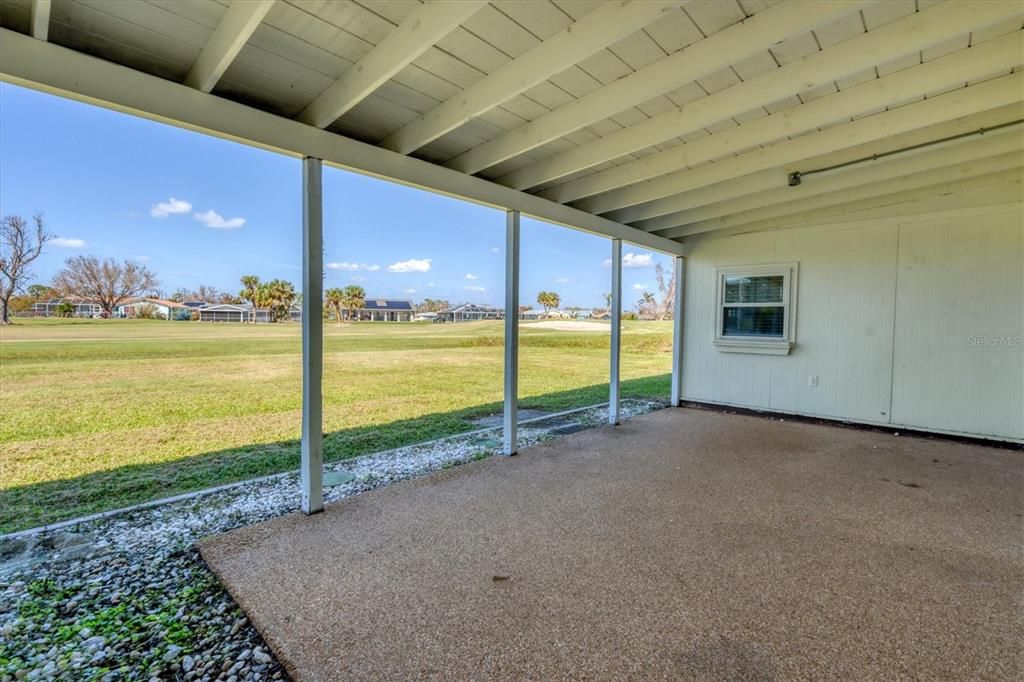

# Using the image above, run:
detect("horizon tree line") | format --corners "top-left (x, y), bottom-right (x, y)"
top-left (3, 212), bottom-right (677, 323)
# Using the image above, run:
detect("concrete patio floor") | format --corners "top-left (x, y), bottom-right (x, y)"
top-left (200, 408), bottom-right (1023, 681)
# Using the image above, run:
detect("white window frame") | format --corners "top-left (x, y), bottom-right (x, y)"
top-left (713, 263), bottom-right (798, 356)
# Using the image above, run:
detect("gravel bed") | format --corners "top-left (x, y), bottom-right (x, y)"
top-left (0, 400), bottom-right (665, 681)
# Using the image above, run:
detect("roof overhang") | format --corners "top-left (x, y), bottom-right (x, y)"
top-left (1, 0), bottom-right (1020, 253)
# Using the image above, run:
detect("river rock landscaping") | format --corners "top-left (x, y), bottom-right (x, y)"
top-left (0, 400), bottom-right (665, 680)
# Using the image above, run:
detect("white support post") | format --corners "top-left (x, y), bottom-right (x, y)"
top-left (670, 256), bottom-right (685, 407)
top-left (301, 156), bottom-right (324, 515)
top-left (609, 238), bottom-right (622, 425)
top-left (503, 209), bottom-right (520, 456)
top-left (30, 0), bottom-right (50, 41)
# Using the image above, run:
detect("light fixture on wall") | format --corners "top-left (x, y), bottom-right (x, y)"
top-left (786, 118), bottom-right (1024, 188)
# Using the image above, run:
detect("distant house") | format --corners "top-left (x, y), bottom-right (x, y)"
top-left (197, 303), bottom-right (301, 323)
top-left (436, 303), bottom-right (503, 323)
top-left (348, 299), bottom-right (414, 322)
top-left (31, 297), bottom-right (102, 318)
top-left (115, 298), bottom-right (189, 320)
top-left (519, 308), bottom-right (578, 320)
top-left (198, 303), bottom-right (249, 323)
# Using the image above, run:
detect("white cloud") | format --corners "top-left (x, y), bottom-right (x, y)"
top-left (465, 273), bottom-right (478, 280)
top-left (135, 255), bottom-right (151, 262)
top-left (404, 288), bottom-right (417, 294)
top-left (603, 252), bottom-right (654, 269)
top-left (194, 209), bottom-right (245, 229)
top-left (51, 237), bottom-right (86, 248)
top-left (326, 262), bottom-right (379, 272)
top-left (631, 283), bottom-right (647, 291)
top-left (554, 276), bottom-right (569, 284)
top-left (350, 276), bottom-right (366, 282)
top-left (623, 252), bottom-right (654, 268)
top-left (465, 285), bottom-right (485, 292)
top-left (490, 247), bottom-right (500, 253)
top-left (388, 258), bottom-right (431, 273)
top-left (427, 282), bottom-right (436, 288)
top-left (150, 197), bottom-right (192, 218)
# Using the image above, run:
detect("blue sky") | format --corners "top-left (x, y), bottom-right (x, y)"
top-left (0, 83), bottom-right (671, 309)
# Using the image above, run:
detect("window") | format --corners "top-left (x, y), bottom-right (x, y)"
top-left (714, 263), bottom-right (798, 355)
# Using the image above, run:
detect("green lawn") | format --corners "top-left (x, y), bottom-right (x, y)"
top-left (0, 318), bottom-right (672, 532)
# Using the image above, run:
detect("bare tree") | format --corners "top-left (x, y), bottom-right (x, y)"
top-left (0, 214), bottom-right (51, 324)
top-left (53, 255), bottom-right (158, 317)
top-left (195, 284), bottom-right (220, 303)
top-left (654, 262), bottom-right (676, 321)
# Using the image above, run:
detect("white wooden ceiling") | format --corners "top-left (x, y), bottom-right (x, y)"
top-left (1, 0), bottom-right (1021, 247)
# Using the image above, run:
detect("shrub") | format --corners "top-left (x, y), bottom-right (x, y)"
top-left (133, 303), bottom-right (167, 320)
top-left (54, 302), bottom-right (75, 318)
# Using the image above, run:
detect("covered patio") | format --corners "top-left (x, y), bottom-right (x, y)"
top-left (3, 0), bottom-right (1021, 677)
top-left (200, 408), bottom-right (1023, 680)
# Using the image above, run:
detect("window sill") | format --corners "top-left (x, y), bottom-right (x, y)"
top-left (713, 338), bottom-right (793, 355)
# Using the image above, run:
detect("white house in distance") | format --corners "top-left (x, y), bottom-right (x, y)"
top-left (519, 308), bottom-right (580, 320)
top-left (196, 303), bottom-right (260, 323)
top-left (115, 298), bottom-right (190, 320)
top-left (436, 303), bottom-right (503, 323)
top-left (196, 303), bottom-right (301, 323)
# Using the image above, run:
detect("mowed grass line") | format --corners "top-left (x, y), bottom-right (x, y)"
top-left (0, 319), bottom-right (671, 532)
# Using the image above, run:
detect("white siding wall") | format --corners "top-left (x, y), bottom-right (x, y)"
top-left (682, 204), bottom-right (1023, 442)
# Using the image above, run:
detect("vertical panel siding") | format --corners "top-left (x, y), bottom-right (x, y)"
top-left (682, 204), bottom-right (1023, 441)
top-left (891, 210), bottom-right (1023, 439)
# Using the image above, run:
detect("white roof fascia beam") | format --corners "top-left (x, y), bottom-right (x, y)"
top-left (499, 0), bottom-right (1023, 191)
top-left (444, 0), bottom-right (872, 175)
top-left (666, 152), bottom-right (1023, 237)
top-left (297, 1), bottom-right (488, 129)
top-left (379, 0), bottom-right (681, 155)
top-left (628, 105), bottom-right (1023, 228)
top-left (0, 28), bottom-right (683, 256)
top-left (184, 0), bottom-right (275, 93)
top-left (553, 31), bottom-right (1023, 208)
top-left (649, 130), bottom-right (1022, 236)
top-left (603, 72), bottom-right (1024, 224)
top-left (679, 167), bottom-right (1023, 243)
top-left (30, 0), bottom-right (50, 41)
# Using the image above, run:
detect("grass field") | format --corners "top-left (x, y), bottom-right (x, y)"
top-left (0, 318), bottom-right (672, 533)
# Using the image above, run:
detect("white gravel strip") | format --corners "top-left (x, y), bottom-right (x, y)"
top-left (0, 400), bottom-right (665, 681)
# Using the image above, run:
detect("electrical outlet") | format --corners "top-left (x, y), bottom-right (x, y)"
top-left (808, 375), bottom-right (818, 387)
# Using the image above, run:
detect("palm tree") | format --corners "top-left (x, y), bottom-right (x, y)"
top-left (638, 291), bottom-right (656, 317)
top-left (239, 275), bottom-right (261, 323)
top-left (325, 288), bottom-right (344, 324)
top-left (263, 279), bottom-right (296, 322)
top-left (341, 285), bottom-right (366, 322)
top-left (537, 290), bottom-right (560, 314)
